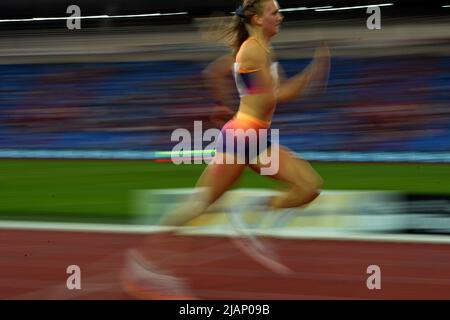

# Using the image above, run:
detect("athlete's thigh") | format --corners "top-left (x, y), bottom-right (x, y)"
top-left (280, 146), bottom-right (322, 187)
top-left (251, 145), bottom-right (322, 187)
top-left (196, 152), bottom-right (246, 204)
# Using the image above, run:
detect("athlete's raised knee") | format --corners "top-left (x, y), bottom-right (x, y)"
top-left (315, 175), bottom-right (324, 191)
top-left (296, 176), bottom-right (323, 206)
top-left (304, 187), bottom-right (320, 205)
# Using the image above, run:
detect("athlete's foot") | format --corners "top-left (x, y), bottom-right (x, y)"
top-left (230, 235), bottom-right (293, 276)
top-left (121, 249), bottom-right (197, 300)
top-left (227, 195), bottom-right (294, 276)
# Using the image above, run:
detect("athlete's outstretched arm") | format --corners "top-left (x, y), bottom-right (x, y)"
top-left (277, 43), bottom-right (330, 104)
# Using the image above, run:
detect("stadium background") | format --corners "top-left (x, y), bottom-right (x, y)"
top-left (1, 0), bottom-right (450, 299)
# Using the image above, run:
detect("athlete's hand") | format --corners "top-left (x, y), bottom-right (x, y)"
top-left (311, 42), bottom-right (331, 94)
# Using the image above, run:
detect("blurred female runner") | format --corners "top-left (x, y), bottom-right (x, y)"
top-left (123, 0), bottom-right (330, 299)
top-left (162, 0), bottom-right (330, 226)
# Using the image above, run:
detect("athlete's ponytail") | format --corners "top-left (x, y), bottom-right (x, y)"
top-left (220, 0), bottom-right (269, 55)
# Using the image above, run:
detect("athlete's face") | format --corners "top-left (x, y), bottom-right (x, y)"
top-left (259, 0), bottom-right (284, 38)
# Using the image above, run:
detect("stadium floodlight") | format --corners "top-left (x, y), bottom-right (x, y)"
top-left (315, 3), bottom-right (394, 11)
top-left (279, 6), bottom-right (333, 12)
top-left (0, 12), bottom-right (188, 23)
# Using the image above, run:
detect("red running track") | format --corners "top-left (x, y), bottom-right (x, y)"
top-left (1, 229), bottom-right (450, 299)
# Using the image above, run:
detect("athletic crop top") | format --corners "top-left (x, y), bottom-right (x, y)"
top-left (234, 61), bottom-right (279, 97)
top-left (233, 37), bottom-right (279, 98)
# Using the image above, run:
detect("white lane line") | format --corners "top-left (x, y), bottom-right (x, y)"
top-left (0, 220), bottom-right (450, 244)
top-left (0, 220), bottom-right (174, 234)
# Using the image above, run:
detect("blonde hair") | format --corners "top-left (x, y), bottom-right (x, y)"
top-left (220, 0), bottom-right (270, 55)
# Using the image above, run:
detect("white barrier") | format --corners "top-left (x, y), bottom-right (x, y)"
top-left (131, 188), bottom-right (407, 233)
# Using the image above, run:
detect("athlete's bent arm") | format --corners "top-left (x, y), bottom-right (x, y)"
top-left (202, 54), bottom-right (235, 124)
top-left (276, 65), bottom-right (315, 104)
top-left (202, 54), bottom-right (235, 106)
top-left (277, 43), bottom-right (330, 104)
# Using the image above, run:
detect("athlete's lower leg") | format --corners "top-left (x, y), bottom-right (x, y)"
top-left (269, 184), bottom-right (321, 209)
top-left (159, 154), bottom-right (245, 227)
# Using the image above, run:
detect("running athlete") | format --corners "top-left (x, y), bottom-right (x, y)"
top-left (123, 0), bottom-right (330, 299)
top-left (161, 0), bottom-right (330, 226)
